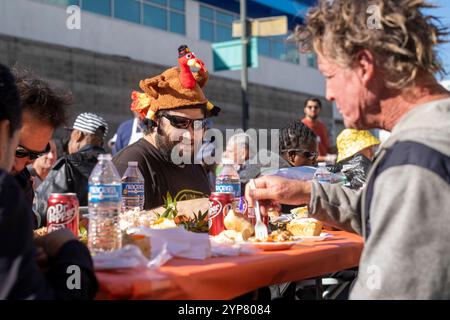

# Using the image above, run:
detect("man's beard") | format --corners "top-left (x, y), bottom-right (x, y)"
top-left (155, 127), bottom-right (195, 164)
top-left (308, 114), bottom-right (319, 120)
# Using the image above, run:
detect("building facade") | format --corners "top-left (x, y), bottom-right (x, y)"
top-left (0, 0), bottom-right (336, 146)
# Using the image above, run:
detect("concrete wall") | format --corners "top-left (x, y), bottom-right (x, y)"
top-left (0, 0), bottom-right (326, 96)
top-left (0, 0), bottom-right (336, 148)
top-left (0, 34), bottom-right (333, 143)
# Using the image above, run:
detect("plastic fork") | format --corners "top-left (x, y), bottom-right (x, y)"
top-left (249, 179), bottom-right (269, 240)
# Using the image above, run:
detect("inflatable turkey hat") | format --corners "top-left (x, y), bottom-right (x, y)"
top-left (131, 44), bottom-right (221, 122)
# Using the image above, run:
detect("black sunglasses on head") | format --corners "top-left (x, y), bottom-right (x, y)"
top-left (15, 143), bottom-right (51, 160)
top-left (160, 113), bottom-right (207, 130)
top-left (283, 149), bottom-right (318, 161)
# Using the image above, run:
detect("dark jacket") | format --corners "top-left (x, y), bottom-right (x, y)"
top-left (0, 169), bottom-right (98, 299)
top-left (309, 98), bottom-right (450, 299)
top-left (15, 168), bottom-right (39, 228)
top-left (35, 145), bottom-right (105, 227)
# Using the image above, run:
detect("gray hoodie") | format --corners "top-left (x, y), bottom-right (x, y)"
top-left (309, 98), bottom-right (450, 299)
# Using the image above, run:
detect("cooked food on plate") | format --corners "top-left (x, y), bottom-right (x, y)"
top-left (287, 218), bottom-right (323, 236)
top-left (290, 206), bottom-right (309, 218)
top-left (122, 231), bottom-right (151, 258)
top-left (248, 230), bottom-right (296, 243)
top-left (224, 209), bottom-right (254, 240)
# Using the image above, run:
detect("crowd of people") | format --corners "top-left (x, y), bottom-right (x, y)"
top-left (0, 0), bottom-right (449, 300)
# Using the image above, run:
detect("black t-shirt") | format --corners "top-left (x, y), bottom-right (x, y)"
top-left (113, 138), bottom-right (211, 210)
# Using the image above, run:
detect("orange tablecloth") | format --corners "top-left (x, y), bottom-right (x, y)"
top-left (96, 231), bottom-right (363, 300)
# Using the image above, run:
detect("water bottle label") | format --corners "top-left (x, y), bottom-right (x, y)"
top-left (122, 182), bottom-right (144, 197)
top-left (215, 184), bottom-right (241, 197)
top-left (89, 184), bottom-right (122, 203)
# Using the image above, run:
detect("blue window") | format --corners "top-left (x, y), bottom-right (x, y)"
top-left (216, 25), bottom-right (232, 42)
top-left (200, 4), bottom-right (238, 43)
top-left (83, 0), bottom-right (111, 16)
top-left (38, 0), bottom-right (186, 35)
top-left (307, 53), bottom-right (317, 68)
top-left (41, 0), bottom-right (79, 5)
top-left (143, 4), bottom-right (167, 30)
top-left (258, 37), bottom-right (270, 56)
top-left (169, 0), bottom-right (184, 11)
top-left (272, 41), bottom-right (284, 60)
top-left (216, 11), bottom-right (234, 25)
top-left (147, 0), bottom-right (167, 5)
top-left (115, 0), bottom-right (140, 23)
top-left (200, 20), bottom-right (214, 42)
top-left (200, 6), bottom-right (213, 19)
top-left (170, 11), bottom-right (185, 35)
top-left (257, 35), bottom-right (299, 65)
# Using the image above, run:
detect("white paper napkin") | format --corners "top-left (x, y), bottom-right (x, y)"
top-left (128, 226), bottom-right (211, 260)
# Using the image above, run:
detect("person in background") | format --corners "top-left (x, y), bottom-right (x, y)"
top-left (301, 98), bottom-right (336, 163)
top-left (0, 63), bottom-right (98, 300)
top-left (28, 139), bottom-right (57, 190)
top-left (246, 0), bottom-right (450, 299)
top-left (11, 70), bottom-right (69, 227)
top-left (332, 129), bottom-right (380, 189)
top-left (111, 111), bottom-right (144, 155)
top-left (231, 122), bottom-right (318, 187)
top-left (113, 46), bottom-right (220, 209)
top-left (279, 121), bottom-right (318, 167)
top-left (35, 113), bottom-right (108, 226)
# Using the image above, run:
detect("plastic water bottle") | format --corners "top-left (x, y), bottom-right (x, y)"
top-left (215, 158), bottom-right (241, 208)
top-left (314, 162), bottom-right (332, 184)
top-left (88, 154), bottom-right (122, 255)
top-left (121, 161), bottom-right (145, 212)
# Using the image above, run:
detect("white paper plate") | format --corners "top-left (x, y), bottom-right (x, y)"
top-left (292, 232), bottom-right (332, 241)
top-left (246, 239), bottom-right (303, 251)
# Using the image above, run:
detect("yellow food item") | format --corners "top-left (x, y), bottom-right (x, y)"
top-left (267, 208), bottom-right (280, 220)
top-left (150, 217), bottom-right (177, 229)
top-left (224, 209), bottom-right (254, 240)
top-left (287, 218), bottom-right (323, 236)
top-left (249, 230), bottom-right (294, 242)
top-left (290, 206), bottom-right (309, 218)
top-left (34, 227), bottom-right (47, 238)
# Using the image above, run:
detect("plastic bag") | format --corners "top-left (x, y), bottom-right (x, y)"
top-left (339, 154), bottom-right (372, 189)
top-left (261, 166), bottom-right (346, 184)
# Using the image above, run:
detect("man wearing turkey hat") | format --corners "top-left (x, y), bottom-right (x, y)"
top-left (113, 45), bottom-right (220, 210)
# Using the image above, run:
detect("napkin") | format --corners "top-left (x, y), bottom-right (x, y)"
top-left (128, 226), bottom-right (211, 260)
top-left (210, 238), bottom-right (261, 256)
top-left (93, 245), bottom-right (151, 270)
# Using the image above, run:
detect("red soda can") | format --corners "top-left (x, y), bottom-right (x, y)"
top-left (46, 193), bottom-right (79, 236)
top-left (208, 192), bottom-right (233, 236)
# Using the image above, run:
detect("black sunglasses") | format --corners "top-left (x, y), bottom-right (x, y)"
top-left (283, 149), bottom-right (318, 161)
top-left (160, 114), bottom-right (207, 130)
top-left (15, 143), bottom-right (51, 160)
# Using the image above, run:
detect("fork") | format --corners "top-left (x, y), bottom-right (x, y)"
top-left (249, 179), bottom-right (269, 240)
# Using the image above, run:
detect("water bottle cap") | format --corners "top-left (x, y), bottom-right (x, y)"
top-left (128, 161), bottom-right (138, 166)
top-left (98, 153), bottom-right (112, 161)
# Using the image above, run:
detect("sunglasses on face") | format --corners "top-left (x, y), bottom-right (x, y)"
top-left (160, 114), bottom-right (207, 130)
top-left (283, 149), bottom-right (318, 161)
top-left (15, 143), bottom-right (51, 160)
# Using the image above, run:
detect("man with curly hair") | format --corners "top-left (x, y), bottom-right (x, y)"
top-left (246, 0), bottom-right (450, 299)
